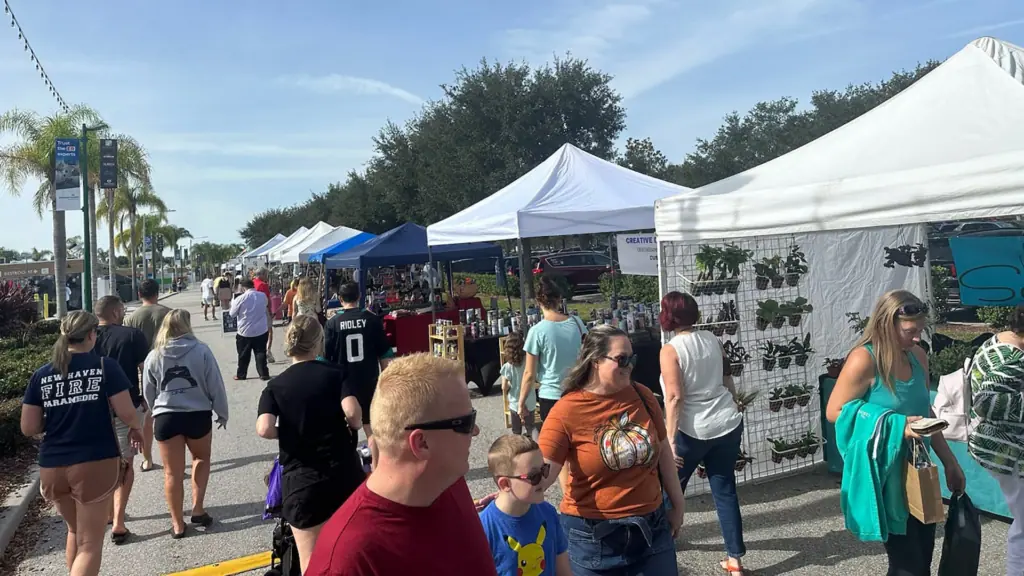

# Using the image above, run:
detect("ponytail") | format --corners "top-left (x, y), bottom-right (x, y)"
top-left (51, 334), bottom-right (72, 379)
top-left (51, 311), bottom-right (100, 378)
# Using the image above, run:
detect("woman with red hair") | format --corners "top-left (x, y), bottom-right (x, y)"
top-left (659, 291), bottom-right (749, 575)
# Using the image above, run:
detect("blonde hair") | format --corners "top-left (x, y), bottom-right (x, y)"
top-left (562, 324), bottom-right (628, 394)
top-left (853, 289), bottom-right (928, 391)
top-left (284, 315), bottom-right (323, 358)
top-left (487, 434), bottom-right (539, 478)
top-left (290, 279), bottom-right (299, 291)
top-left (370, 353), bottom-right (464, 452)
top-left (52, 311), bottom-right (99, 378)
top-left (296, 278), bottom-right (317, 306)
top-left (155, 309), bottom-right (193, 351)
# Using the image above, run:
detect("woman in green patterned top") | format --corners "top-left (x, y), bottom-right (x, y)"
top-left (968, 304), bottom-right (1024, 576)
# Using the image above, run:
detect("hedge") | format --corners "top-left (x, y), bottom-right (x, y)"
top-left (0, 331), bottom-right (57, 401)
top-left (977, 306), bottom-right (1016, 329)
top-left (461, 273), bottom-right (573, 300)
top-left (928, 341), bottom-right (977, 385)
top-left (599, 274), bottom-right (659, 303)
top-left (0, 398), bottom-right (28, 458)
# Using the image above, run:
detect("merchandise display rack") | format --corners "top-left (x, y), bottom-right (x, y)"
top-left (429, 323), bottom-right (465, 363)
top-left (659, 234), bottom-right (822, 496)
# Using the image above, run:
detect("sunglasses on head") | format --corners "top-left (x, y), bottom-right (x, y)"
top-left (498, 463), bottom-right (550, 486)
top-left (896, 302), bottom-right (928, 318)
top-left (404, 409), bottom-right (477, 435)
top-left (604, 354), bottom-right (637, 368)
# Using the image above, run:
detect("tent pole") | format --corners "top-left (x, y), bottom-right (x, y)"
top-left (517, 237), bottom-right (528, 330)
top-left (428, 244), bottom-right (436, 323)
top-left (609, 233), bottom-right (618, 304)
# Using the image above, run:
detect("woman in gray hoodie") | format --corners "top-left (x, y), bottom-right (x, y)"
top-left (143, 309), bottom-right (229, 539)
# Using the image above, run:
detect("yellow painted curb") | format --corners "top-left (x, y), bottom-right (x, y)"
top-left (163, 551), bottom-right (272, 576)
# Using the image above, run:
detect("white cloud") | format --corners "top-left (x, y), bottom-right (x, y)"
top-left (147, 135), bottom-right (370, 160)
top-left (945, 18), bottom-right (1024, 39)
top-left (279, 74), bottom-right (425, 105)
top-left (496, 0), bottom-right (849, 100)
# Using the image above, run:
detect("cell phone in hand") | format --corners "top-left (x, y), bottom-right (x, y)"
top-left (910, 418), bottom-right (948, 436)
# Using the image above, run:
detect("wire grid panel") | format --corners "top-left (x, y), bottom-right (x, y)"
top-left (660, 235), bottom-right (822, 496)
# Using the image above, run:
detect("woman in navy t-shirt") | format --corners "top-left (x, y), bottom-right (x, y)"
top-left (21, 311), bottom-right (143, 576)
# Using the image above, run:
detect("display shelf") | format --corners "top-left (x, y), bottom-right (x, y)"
top-left (429, 323), bottom-right (465, 363)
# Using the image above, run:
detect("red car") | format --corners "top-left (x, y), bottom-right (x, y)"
top-left (532, 251), bottom-right (615, 292)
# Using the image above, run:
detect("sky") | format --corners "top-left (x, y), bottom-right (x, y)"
top-left (0, 0), bottom-right (1021, 254)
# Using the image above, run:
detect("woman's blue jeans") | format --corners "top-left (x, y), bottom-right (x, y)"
top-left (561, 502), bottom-right (679, 575)
top-left (674, 423), bottom-right (746, 558)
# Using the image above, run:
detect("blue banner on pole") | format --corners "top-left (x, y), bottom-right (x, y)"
top-left (54, 138), bottom-right (81, 211)
top-left (950, 236), bottom-right (1024, 306)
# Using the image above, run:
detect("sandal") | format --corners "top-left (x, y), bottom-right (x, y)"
top-left (721, 559), bottom-right (750, 575)
top-left (190, 512), bottom-right (214, 527)
top-left (140, 460), bottom-right (154, 472)
top-left (111, 529), bottom-right (130, 545)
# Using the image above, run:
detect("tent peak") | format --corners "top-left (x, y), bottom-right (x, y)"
top-left (969, 36), bottom-right (1024, 84)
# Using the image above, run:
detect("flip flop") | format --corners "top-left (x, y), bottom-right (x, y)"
top-left (721, 560), bottom-right (750, 575)
top-left (140, 460), bottom-right (153, 472)
top-left (111, 529), bottom-right (130, 545)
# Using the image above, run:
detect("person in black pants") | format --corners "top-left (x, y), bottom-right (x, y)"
top-left (229, 278), bottom-right (270, 381)
top-left (257, 315), bottom-right (365, 574)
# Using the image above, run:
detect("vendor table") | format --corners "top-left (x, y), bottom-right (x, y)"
top-left (383, 309), bottom-right (460, 356)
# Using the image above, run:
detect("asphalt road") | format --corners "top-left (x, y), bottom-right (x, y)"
top-left (12, 289), bottom-right (1012, 575)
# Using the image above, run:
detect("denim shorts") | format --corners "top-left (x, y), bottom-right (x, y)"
top-left (560, 503), bottom-right (679, 575)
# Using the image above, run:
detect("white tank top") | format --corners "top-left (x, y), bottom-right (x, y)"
top-left (660, 330), bottom-right (743, 440)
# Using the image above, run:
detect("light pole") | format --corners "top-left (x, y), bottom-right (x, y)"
top-left (141, 208), bottom-right (175, 288)
top-left (80, 122), bottom-right (109, 313)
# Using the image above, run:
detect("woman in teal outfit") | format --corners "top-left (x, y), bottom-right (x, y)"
top-left (826, 290), bottom-right (965, 576)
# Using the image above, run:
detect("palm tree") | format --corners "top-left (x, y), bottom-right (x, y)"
top-left (90, 134), bottom-right (151, 298)
top-left (0, 105), bottom-right (104, 317)
top-left (154, 225), bottom-right (191, 285)
top-left (30, 247), bottom-right (53, 261)
top-left (101, 184), bottom-right (165, 297)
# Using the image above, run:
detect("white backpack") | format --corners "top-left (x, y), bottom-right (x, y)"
top-left (931, 357), bottom-right (973, 443)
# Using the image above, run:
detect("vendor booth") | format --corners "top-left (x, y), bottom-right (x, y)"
top-left (299, 226), bottom-right (367, 264)
top-left (275, 222), bottom-right (336, 265)
top-left (268, 223), bottom-right (330, 263)
top-left (654, 36), bottom-right (1024, 506)
top-left (428, 142), bottom-right (693, 395)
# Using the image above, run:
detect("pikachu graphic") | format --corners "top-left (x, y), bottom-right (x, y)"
top-left (506, 523), bottom-right (547, 576)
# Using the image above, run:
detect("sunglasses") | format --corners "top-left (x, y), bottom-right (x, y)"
top-left (404, 409), bottom-right (477, 435)
top-left (896, 302), bottom-right (929, 318)
top-left (499, 463), bottom-right (550, 486)
top-left (604, 354), bottom-right (638, 368)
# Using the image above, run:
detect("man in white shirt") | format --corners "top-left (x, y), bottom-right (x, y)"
top-left (229, 278), bottom-right (270, 381)
top-left (200, 275), bottom-right (217, 321)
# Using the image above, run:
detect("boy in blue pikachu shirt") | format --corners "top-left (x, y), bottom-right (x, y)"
top-left (479, 435), bottom-right (571, 576)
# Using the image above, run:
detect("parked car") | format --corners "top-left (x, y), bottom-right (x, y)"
top-left (930, 219), bottom-right (1023, 238)
top-left (532, 251), bottom-right (615, 292)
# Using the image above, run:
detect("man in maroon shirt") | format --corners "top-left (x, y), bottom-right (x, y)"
top-left (252, 268), bottom-right (275, 363)
top-left (305, 354), bottom-right (498, 576)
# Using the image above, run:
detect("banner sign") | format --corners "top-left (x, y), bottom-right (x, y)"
top-left (99, 139), bottom-right (118, 189)
top-left (54, 139), bottom-right (81, 211)
top-left (950, 236), bottom-right (1024, 305)
top-left (616, 233), bottom-right (658, 276)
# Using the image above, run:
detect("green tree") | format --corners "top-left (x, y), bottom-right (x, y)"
top-left (92, 135), bottom-right (151, 295)
top-left (29, 247), bottom-right (52, 261)
top-left (617, 137), bottom-right (671, 179)
top-left (0, 105), bottom-right (104, 317)
top-left (0, 247), bottom-right (20, 262)
top-left (100, 183), bottom-right (166, 295)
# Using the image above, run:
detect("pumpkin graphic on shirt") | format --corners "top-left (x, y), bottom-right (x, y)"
top-left (595, 411), bottom-right (654, 471)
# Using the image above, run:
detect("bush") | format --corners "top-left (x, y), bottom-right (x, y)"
top-left (929, 341), bottom-right (977, 385)
top-left (0, 283), bottom-right (38, 338)
top-left (0, 398), bottom-right (28, 458)
top-left (0, 332), bottom-right (57, 401)
top-left (930, 266), bottom-right (951, 321)
top-left (977, 306), bottom-right (1015, 329)
top-left (599, 273), bottom-right (659, 303)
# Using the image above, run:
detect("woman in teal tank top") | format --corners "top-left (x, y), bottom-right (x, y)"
top-left (826, 290), bottom-right (965, 576)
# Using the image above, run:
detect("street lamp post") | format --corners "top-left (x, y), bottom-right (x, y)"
top-left (141, 209), bottom-right (175, 290)
top-left (80, 122), bottom-right (109, 313)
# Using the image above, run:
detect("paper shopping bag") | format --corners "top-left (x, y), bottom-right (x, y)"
top-left (905, 439), bottom-right (944, 524)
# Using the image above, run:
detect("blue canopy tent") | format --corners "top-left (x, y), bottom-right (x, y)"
top-left (306, 231), bottom-right (376, 264)
top-left (323, 222), bottom-right (503, 305)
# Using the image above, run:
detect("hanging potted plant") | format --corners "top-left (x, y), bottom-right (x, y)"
top-left (778, 342), bottom-right (793, 370)
top-left (726, 343), bottom-right (751, 377)
top-left (789, 334), bottom-right (814, 367)
top-left (803, 431), bottom-right (822, 456)
top-left (767, 437), bottom-right (798, 463)
top-left (762, 342), bottom-right (779, 371)
top-left (718, 243), bottom-right (752, 294)
top-left (716, 300), bottom-right (739, 336)
top-left (785, 245), bottom-right (808, 287)
top-left (694, 245), bottom-right (720, 295)
top-left (782, 297), bottom-right (813, 327)
top-left (755, 300), bottom-right (781, 331)
top-left (846, 312), bottom-right (869, 335)
top-left (768, 386), bottom-right (785, 411)
top-left (796, 383), bottom-right (814, 406)
top-left (734, 450), bottom-right (754, 472)
top-left (734, 389), bottom-right (758, 411)
top-left (754, 256), bottom-right (782, 290)
top-left (823, 357), bottom-right (845, 378)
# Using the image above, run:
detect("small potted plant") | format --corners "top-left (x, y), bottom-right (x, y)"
top-left (755, 300), bottom-right (781, 331)
top-left (734, 450), bottom-right (754, 472)
top-left (762, 342), bottom-right (779, 372)
top-left (777, 342), bottom-right (793, 370)
top-left (796, 383), bottom-right (814, 407)
top-left (695, 245), bottom-right (720, 295)
top-left (782, 384), bottom-right (804, 408)
top-left (767, 437), bottom-right (798, 463)
top-left (734, 389), bottom-right (758, 412)
top-left (823, 357), bottom-right (845, 378)
top-left (726, 342), bottom-right (751, 376)
top-left (789, 333), bottom-right (814, 366)
top-left (785, 244), bottom-right (808, 286)
top-left (754, 256), bottom-right (782, 290)
top-left (768, 386), bottom-right (785, 411)
top-left (803, 431), bottom-right (822, 456)
top-left (782, 297), bottom-right (813, 327)
top-left (718, 243), bottom-right (753, 294)
top-left (846, 312), bottom-right (869, 335)
top-left (718, 300), bottom-right (740, 335)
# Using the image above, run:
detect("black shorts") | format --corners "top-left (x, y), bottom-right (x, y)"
top-left (351, 382), bottom-right (377, 425)
top-left (154, 411), bottom-right (213, 442)
top-left (281, 465), bottom-right (364, 529)
top-left (539, 398), bottom-right (558, 421)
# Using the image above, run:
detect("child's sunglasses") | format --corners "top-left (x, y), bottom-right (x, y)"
top-left (499, 463), bottom-right (550, 486)
top-left (604, 354), bottom-right (638, 368)
top-left (404, 409), bottom-right (477, 435)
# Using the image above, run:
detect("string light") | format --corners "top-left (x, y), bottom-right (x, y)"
top-left (3, 0), bottom-right (69, 113)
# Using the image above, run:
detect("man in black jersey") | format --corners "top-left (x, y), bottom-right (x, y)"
top-left (324, 282), bottom-right (394, 438)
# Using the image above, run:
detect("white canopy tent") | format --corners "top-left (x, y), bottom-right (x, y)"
top-left (265, 226), bottom-right (314, 262)
top-left (299, 225), bottom-right (365, 263)
top-left (275, 222), bottom-right (336, 264)
top-left (427, 143), bottom-right (693, 246)
top-left (241, 234), bottom-right (286, 259)
top-left (655, 36), bottom-right (1024, 241)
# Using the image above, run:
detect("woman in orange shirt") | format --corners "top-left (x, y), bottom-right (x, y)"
top-left (282, 279), bottom-right (298, 324)
top-left (536, 324), bottom-right (686, 575)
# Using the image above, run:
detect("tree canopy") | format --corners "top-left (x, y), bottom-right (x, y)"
top-left (240, 57), bottom-right (941, 248)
